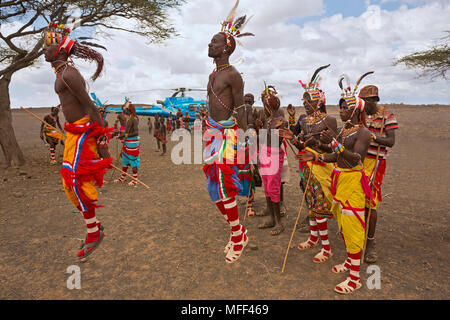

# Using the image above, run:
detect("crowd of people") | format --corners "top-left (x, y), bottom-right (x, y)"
top-left (38, 0), bottom-right (398, 294)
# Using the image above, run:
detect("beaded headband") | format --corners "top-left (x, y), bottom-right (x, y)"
top-left (299, 64), bottom-right (330, 102)
top-left (44, 22), bottom-right (75, 58)
top-left (338, 71), bottom-right (374, 111)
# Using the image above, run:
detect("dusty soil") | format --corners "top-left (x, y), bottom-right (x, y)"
top-left (0, 105), bottom-right (449, 300)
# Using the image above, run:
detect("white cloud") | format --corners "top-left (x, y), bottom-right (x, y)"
top-left (4, 0), bottom-right (449, 109)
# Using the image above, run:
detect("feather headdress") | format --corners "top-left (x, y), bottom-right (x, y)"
top-left (338, 71), bottom-right (374, 111)
top-left (220, 0), bottom-right (255, 52)
top-left (299, 64), bottom-right (330, 102)
top-left (44, 21), bottom-right (106, 81)
top-left (44, 22), bottom-right (75, 57)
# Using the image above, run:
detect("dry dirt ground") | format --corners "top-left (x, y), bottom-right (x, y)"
top-left (0, 105), bottom-right (449, 300)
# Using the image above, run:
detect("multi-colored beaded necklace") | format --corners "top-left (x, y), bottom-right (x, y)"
top-left (366, 105), bottom-right (385, 124)
top-left (341, 124), bottom-right (360, 143)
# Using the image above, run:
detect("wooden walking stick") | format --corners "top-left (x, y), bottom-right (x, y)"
top-left (281, 139), bottom-right (313, 273)
top-left (110, 164), bottom-right (150, 189)
top-left (282, 160), bottom-right (313, 273)
top-left (361, 107), bottom-right (386, 263)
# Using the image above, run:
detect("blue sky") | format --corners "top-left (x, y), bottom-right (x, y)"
top-left (289, 0), bottom-right (413, 25)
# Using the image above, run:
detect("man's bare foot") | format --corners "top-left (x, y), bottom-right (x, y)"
top-left (280, 203), bottom-right (287, 217)
top-left (364, 239), bottom-right (377, 264)
top-left (258, 219), bottom-right (275, 229)
top-left (255, 207), bottom-right (269, 217)
top-left (270, 224), bottom-right (285, 236)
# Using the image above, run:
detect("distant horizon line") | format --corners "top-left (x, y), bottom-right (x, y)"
top-left (11, 103), bottom-right (450, 109)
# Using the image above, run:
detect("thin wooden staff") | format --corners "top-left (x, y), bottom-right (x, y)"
top-left (110, 164), bottom-right (150, 189)
top-left (281, 140), bottom-right (313, 273)
top-left (361, 107), bottom-right (386, 263)
top-left (22, 106), bottom-right (149, 189)
top-left (21, 107), bottom-right (66, 138)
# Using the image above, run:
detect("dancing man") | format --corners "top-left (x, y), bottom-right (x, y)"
top-left (114, 99), bottom-right (129, 143)
top-left (204, 0), bottom-right (254, 263)
top-left (43, 22), bottom-right (112, 260)
top-left (40, 106), bottom-right (65, 164)
top-left (114, 105), bottom-right (140, 186)
top-left (359, 85), bottom-right (398, 263)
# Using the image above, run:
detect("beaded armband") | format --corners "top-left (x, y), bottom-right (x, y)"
top-left (330, 138), bottom-right (345, 154)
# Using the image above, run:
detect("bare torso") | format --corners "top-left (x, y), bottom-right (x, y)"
top-left (54, 66), bottom-right (88, 124)
top-left (207, 65), bottom-right (243, 122)
top-left (336, 125), bottom-right (370, 168)
top-left (126, 117), bottom-right (139, 137)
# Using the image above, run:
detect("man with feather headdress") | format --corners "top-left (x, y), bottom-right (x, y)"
top-left (203, 0), bottom-right (254, 264)
top-left (43, 22), bottom-right (112, 261)
top-left (279, 65), bottom-right (338, 263)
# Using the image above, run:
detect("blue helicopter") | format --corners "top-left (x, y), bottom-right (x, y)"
top-left (93, 88), bottom-right (208, 122)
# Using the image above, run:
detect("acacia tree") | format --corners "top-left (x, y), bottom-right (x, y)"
top-left (0, 0), bottom-right (182, 167)
top-left (394, 31), bottom-right (450, 80)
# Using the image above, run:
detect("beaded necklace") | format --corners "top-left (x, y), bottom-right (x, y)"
top-left (207, 64), bottom-right (234, 113)
top-left (366, 105), bottom-right (384, 125)
top-left (341, 124), bottom-right (360, 143)
top-left (306, 111), bottom-right (327, 125)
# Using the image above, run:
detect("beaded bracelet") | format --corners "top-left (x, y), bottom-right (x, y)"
top-left (330, 138), bottom-right (345, 154)
top-left (289, 134), bottom-right (297, 143)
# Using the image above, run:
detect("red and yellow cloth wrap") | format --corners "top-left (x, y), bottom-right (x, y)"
top-left (330, 165), bottom-right (374, 254)
top-left (299, 147), bottom-right (334, 219)
top-left (363, 157), bottom-right (386, 210)
top-left (203, 116), bottom-right (242, 202)
top-left (44, 125), bottom-right (65, 142)
top-left (61, 116), bottom-right (113, 212)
